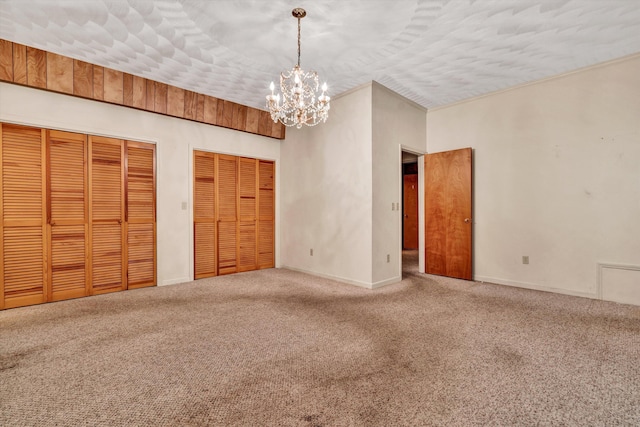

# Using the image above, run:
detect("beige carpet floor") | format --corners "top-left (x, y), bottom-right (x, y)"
top-left (1, 251), bottom-right (639, 426)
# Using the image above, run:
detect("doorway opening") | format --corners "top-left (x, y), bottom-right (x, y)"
top-left (401, 150), bottom-right (420, 278)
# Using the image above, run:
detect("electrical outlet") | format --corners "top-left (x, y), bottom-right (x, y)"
top-left (387, 254), bottom-right (390, 263)
top-left (522, 256), bottom-right (529, 265)
top-left (310, 248), bottom-right (313, 256)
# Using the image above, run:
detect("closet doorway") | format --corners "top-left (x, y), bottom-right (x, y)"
top-left (0, 122), bottom-right (156, 310)
top-left (193, 150), bottom-right (274, 279)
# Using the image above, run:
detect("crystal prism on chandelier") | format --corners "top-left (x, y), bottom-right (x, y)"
top-left (266, 8), bottom-right (330, 129)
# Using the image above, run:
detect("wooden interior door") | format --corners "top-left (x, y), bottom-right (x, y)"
top-left (238, 157), bottom-right (257, 272)
top-left (216, 154), bottom-right (238, 275)
top-left (258, 160), bottom-right (275, 269)
top-left (424, 147), bottom-right (472, 280)
top-left (194, 150), bottom-right (217, 279)
top-left (1, 124), bottom-right (47, 309)
top-left (403, 173), bottom-right (418, 249)
top-left (48, 130), bottom-right (89, 301)
top-left (126, 141), bottom-right (156, 288)
top-left (89, 136), bottom-right (125, 294)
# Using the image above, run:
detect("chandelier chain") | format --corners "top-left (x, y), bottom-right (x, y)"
top-left (297, 16), bottom-right (301, 67)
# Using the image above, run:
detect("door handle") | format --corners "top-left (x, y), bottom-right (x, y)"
top-left (464, 218), bottom-right (471, 223)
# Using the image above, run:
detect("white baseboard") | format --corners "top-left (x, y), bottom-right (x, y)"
top-left (160, 277), bottom-right (191, 286)
top-left (371, 276), bottom-right (402, 289)
top-left (474, 275), bottom-right (597, 300)
top-left (282, 266), bottom-right (374, 289)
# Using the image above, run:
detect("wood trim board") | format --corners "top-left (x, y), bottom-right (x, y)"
top-left (0, 38), bottom-right (285, 140)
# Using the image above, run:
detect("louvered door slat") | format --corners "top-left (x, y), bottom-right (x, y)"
top-left (258, 161), bottom-right (274, 220)
top-left (48, 130), bottom-right (88, 301)
top-left (90, 136), bottom-right (124, 294)
top-left (237, 157), bottom-right (257, 272)
top-left (195, 152), bottom-right (215, 220)
top-left (194, 151), bottom-right (216, 278)
top-left (259, 190), bottom-right (274, 221)
top-left (127, 222), bottom-right (154, 287)
top-left (195, 222), bottom-right (216, 278)
top-left (239, 157), bottom-right (256, 221)
top-left (217, 220), bottom-right (237, 275)
top-left (127, 144), bottom-right (155, 221)
top-left (238, 222), bottom-right (257, 272)
top-left (217, 154), bottom-right (237, 275)
top-left (91, 140), bottom-right (123, 222)
top-left (126, 142), bottom-right (156, 289)
top-left (50, 225), bottom-right (86, 300)
top-left (3, 227), bottom-right (43, 298)
top-left (259, 160), bottom-right (274, 188)
top-left (49, 130), bottom-right (86, 222)
top-left (2, 125), bottom-right (43, 224)
top-left (257, 160), bottom-right (275, 269)
top-left (1, 124), bottom-right (46, 309)
top-left (258, 220), bottom-right (275, 268)
top-left (217, 155), bottom-right (237, 220)
top-left (92, 223), bottom-right (122, 291)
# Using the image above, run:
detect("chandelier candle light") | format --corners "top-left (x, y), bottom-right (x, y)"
top-left (266, 8), bottom-right (330, 128)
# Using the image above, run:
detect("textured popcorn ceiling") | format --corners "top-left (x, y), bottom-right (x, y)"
top-left (1, 0), bottom-right (640, 110)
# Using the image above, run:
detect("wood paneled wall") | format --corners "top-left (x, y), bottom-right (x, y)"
top-left (0, 39), bottom-right (285, 140)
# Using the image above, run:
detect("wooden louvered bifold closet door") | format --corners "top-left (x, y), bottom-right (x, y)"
top-left (194, 151), bottom-right (216, 279)
top-left (126, 141), bottom-right (156, 288)
top-left (89, 136), bottom-right (125, 294)
top-left (238, 158), bottom-right (257, 272)
top-left (0, 124), bottom-right (47, 309)
top-left (48, 130), bottom-right (89, 301)
top-left (217, 154), bottom-right (238, 275)
top-left (258, 160), bottom-right (275, 269)
top-left (193, 151), bottom-right (274, 279)
top-left (1, 122), bottom-right (156, 310)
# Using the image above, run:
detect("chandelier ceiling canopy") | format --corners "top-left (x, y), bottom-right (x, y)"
top-left (266, 8), bottom-right (330, 129)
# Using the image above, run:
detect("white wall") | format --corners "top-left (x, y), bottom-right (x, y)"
top-left (280, 84), bottom-right (373, 287)
top-left (280, 82), bottom-right (427, 289)
top-left (426, 54), bottom-right (640, 302)
top-left (0, 82), bottom-right (281, 286)
top-left (371, 83), bottom-right (426, 286)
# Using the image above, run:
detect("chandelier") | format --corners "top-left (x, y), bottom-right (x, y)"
top-left (266, 8), bottom-right (330, 129)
